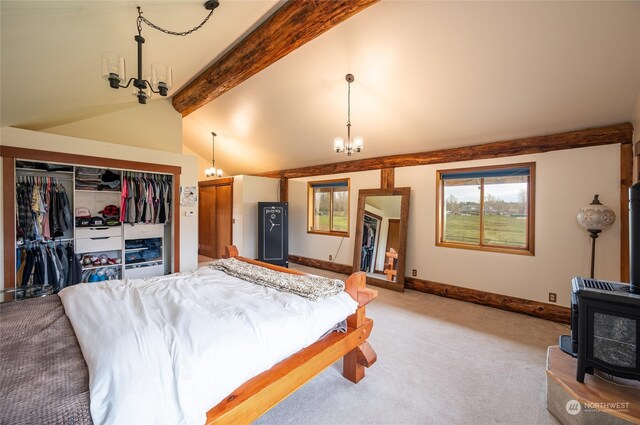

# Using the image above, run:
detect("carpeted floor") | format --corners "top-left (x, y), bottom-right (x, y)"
top-left (253, 263), bottom-right (566, 425)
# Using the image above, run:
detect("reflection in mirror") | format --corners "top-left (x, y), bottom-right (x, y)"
top-left (353, 188), bottom-right (410, 292)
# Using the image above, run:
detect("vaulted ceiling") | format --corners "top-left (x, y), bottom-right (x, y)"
top-left (2, 1), bottom-right (640, 176)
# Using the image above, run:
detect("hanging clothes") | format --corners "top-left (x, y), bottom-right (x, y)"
top-left (120, 174), bottom-right (172, 225)
top-left (16, 177), bottom-right (72, 243)
top-left (55, 243), bottom-right (69, 288)
top-left (15, 241), bottom-right (80, 290)
top-left (66, 243), bottom-right (82, 286)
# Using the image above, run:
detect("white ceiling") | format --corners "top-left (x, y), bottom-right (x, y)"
top-left (0, 0), bottom-right (280, 129)
top-left (3, 1), bottom-right (640, 176)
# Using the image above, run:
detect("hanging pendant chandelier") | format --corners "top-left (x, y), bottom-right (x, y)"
top-left (205, 132), bottom-right (223, 178)
top-left (333, 74), bottom-right (363, 156)
top-left (101, 1), bottom-right (219, 104)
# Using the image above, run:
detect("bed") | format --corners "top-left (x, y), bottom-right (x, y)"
top-left (0, 245), bottom-right (377, 424)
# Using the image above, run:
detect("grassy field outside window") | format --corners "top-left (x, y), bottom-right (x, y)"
top-left (308, 179), bottom-right (350, 236)
top-left (436, 163), bottom-right (535, 255)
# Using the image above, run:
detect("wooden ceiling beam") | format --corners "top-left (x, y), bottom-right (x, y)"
top-left (172, 0), bottom-right (380, 117)
top-left (255, 122), bottom-right (634, 179)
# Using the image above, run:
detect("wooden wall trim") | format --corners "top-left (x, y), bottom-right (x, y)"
top-left (256, 122), bottom-right (633, 179)
top-left (405, 276), bottom-right (571, 324)
top-left (279, 178), bottom-right (288, 203)
top-left (2, 147), bottom-right (183, 281)
top-left (289, 254), bottom-right (352, 275)
top-left (380, 168), bottom-right (394, 189)
top-left (290, 252), bottom-right (570, 323)
top-left (172, 0), bottom-right (380, 117)
top-left (3, 157), bottom-right (16, 299)
top-left (198, 177), bottom-right (234, 187)
top-left (0, 146), bottom-right (182, 175)
top-left (621, 142), bottom-right (633, 282)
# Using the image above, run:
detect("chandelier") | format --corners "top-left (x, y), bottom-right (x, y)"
top-left (205, 132), bottom-right (223, 178)
top-left (333, 74), bottom-right (363, 156)
top-left (101, 1), bottom-right (219, 104)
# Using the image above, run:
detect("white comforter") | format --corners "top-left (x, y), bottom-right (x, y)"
top-left (59, 266), bottom-right (358, 425)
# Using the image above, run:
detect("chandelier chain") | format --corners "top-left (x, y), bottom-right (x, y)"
top-left (138, 8), bottom-right (214, 37)
top-left (347, 80), bottom-right (351, 126)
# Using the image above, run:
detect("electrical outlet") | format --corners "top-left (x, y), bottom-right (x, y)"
top-left (412, 269), bottom-right (417, 277)
top-left (329, 255), bottom-right (332, 261)
top-left (549, 292), bottom-right (557, 303)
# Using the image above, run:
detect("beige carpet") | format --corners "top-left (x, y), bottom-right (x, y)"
top-left (253, 263), bottom-right (565, 425)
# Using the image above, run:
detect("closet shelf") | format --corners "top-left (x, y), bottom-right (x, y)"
top-left (125, 247), bottom-right (149, 252)
top-left (82, 264), bottom-right (123, 271)
top-left (125, 260), bottom-right (163, 268)
top-left (75, 189), bottom-right (121, 193)
top-left (16, 168), bottom-right (74, 174)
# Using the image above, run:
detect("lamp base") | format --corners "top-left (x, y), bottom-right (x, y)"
top-left (588, 229), bottom-right (602, 279)
top-left (588, 229), bottom-right (602, 239)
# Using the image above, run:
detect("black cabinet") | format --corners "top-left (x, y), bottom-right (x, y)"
top-left (258, 202), bottom-right (288, 267)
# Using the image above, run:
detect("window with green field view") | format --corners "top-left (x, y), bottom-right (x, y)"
top-left (308, 179), bottom-right (350, 236)
top-left (436, 163), bottom-right (535, 255)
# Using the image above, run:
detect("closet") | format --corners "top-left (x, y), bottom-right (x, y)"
top-left (198, 178), bottom-right (233, 259)
top-left (10, 158), bottom-right (175, 299)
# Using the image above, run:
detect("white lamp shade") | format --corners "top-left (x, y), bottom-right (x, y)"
top-left (101, 51), bottom-right (125, 82)
top-left (353, 136), bottom-right (364, 152)
top-left (577, 195), bottom-right (616, 230)
top-left (334, 137), bottom-right (345, 153)
top-left (151, 63), bottom-right (172, 91)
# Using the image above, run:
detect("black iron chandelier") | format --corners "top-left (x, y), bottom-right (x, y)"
top-left (101, 1), bottom-right (220, 104)
top-left (333, 73), bottom-right (364, 156)
top-left (205, 132), bottom-right (223, 178)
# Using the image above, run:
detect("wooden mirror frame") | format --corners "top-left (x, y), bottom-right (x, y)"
top-left (352, 187), bottom-right (410, 292)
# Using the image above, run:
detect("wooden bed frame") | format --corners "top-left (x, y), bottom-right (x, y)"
top-left (205, 246), bottom-right (378, 424)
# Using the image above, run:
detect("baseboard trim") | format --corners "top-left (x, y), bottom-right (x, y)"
top-left (288, 254), bottom-right (352, 275)
top-left (405, 276), bottom-right (570, 324)
top-left (288, 255), bottom-right (570, 324)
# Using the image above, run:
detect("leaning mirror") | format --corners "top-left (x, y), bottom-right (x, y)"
top-left (352, 187), bottom-right (411, 292)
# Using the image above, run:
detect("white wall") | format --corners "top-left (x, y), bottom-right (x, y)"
top-left (182, 144), bottom-right (212, 182)
top-left (42, 100), bottom-right (183, 154)
top-left (232, 175), bottom-right (280, 259)
top-left (288, 145), bottom-right (621, 307)
top-left (0, 127), bottom-right (200, 273)
top-left (289, 170), bottom-right (380, 266)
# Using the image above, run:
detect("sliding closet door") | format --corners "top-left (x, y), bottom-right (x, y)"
top-left (198, 178), bottom-right (233, 259)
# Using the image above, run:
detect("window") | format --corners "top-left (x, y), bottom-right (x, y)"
top-left (436, 163), bottom-right (535, 255)
top-left (308, 179), bottom-right (350, 236)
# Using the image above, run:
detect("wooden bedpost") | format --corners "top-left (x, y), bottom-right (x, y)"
top-left (223, 245), bottom-right (239, 258)
top-left (343, 272), bottom-right (378, 383)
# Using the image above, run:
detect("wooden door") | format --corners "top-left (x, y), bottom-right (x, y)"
top-left (198, 178), bottom-right (233, 259)
top-left (385, 219), bottom-right (400, 254)
top-left (214, 184), bottom-right (232, 259)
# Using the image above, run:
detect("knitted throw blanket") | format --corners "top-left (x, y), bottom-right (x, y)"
top-left (0, 296), bottom-right (92, 425)
top-left (209, 257), bottom-right (345, 301)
